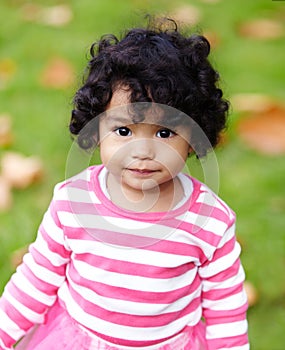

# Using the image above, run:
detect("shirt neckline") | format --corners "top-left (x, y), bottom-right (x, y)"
top-left (89, 165), bottom-right (200, 221)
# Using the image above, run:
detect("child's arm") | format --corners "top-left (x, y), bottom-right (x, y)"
top-left (0, 186), bottom-right (71, 349)
top-left (199, 223), bottom-right (249, 350)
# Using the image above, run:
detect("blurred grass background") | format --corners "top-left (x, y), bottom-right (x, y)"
top-left (0, 0), bottom-right (284, 349)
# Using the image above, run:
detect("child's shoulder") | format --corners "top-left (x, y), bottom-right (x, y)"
top-left (53, 165), bottom-right (102, 194)
top-left (185, 173), bottom-right (236, 225)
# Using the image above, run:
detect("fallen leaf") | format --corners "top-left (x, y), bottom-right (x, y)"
top-left (21, 4), bottom-right (73, 27)
top-left (232, 93), bottom-right (276, 113)
top-left (10, 245), bottom-right (29, 269)
top-left (20, 3), bottom-right (42, 22)
top-left (237, 104), bottom-right (285, 155)
top-left (39, 5), bottom-right (73, 27)
top-left (216, 130), bottom-right (229, 148)
top-left (1, 152), bottom-right (44, 189)
top-left (0, 114), bottom-right (14, 147)
top-left (203, 31), bottom-right (220, 48)
top-left (40, 57), bottom-right (75, 89)
top-left (238, 18), bottom-right (284, 40)
top-left (244, 281), bottom-right (259, 307)
top-left (170, 4), bottom-right (202, 26)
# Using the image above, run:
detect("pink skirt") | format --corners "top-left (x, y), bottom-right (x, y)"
top-left (16, 300), bottom-right (207, 350)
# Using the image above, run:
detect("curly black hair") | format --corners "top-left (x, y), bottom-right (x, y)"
top-left (70, 18), bottom-right (229, 157)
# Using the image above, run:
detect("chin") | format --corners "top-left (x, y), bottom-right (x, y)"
top-left (125, 179), bottom-right (160, 192)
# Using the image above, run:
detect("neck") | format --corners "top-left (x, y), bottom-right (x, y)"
top-left (106, 173), bottom-right (184, 212)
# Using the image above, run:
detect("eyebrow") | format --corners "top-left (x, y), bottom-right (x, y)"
top-left (102, 114), bottom-right (133, 125)
top-left (102, 110), bottom-right (191, 130)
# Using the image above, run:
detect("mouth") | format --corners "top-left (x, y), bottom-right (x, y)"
top-left (127, 168), bottom-right (159, 176)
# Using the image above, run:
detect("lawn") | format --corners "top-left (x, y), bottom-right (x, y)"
top-left (0, 0), bottom-right (285, 349)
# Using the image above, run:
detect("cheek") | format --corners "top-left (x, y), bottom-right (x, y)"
top-left (99, 140), bottom-right (114, 165)
top-left (165, 154), bottom-right (186, 173)
top-left (157, 142), bottom-right (189, 164)
top-left (99, 140), bottom-right (125, 169)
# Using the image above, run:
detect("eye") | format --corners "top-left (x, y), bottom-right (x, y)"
top-left (115, 127), bottom-right (132, 136)
top-left (156, 128), bottom-right (175, 138)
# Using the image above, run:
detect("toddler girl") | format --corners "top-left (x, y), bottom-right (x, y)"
top-left (0, 18), bottom-right (249, 350)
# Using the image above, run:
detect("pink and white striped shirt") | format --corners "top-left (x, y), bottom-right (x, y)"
top-left (0, 165), bottom-right (249, 349)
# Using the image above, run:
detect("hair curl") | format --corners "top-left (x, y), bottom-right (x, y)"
top-left (70, 17), bottom-right (229, 157)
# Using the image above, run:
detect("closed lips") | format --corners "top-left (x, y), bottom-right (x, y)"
top-left (128, 169), bottom-right (158, 173)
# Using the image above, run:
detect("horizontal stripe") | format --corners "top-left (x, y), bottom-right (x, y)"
top-left (204, 259), bottom-right (241, 283)
top-left (197, 188), bottom-right (235, 220)
top-left (208, 335), bottom-right (249, 350)
top-left (3, 292), bottom-right (44, 324)
top-left (11, 273), bottom-right (56, 305)
top-left (67, 281), bottom-right (201, 327)
top-left (207, 320), bottom-right (248, 339)
top-left (31, 234), bottom-right (70, 267)
top-left (58, 208), bottom-right (227, 250)
top-left (203, 291), bottom-right (248, 311)
top-left (40, 210), bottom-right (64, 243)
top-left (202, 265), bottom-right (245, 291)
top-left (18, 264), bottom-right (59, 296)
top-left (178, 210), bottom-right (229, 236)
top-left (217, 224), bottom-right (236, 247)
top-left (0, 307), bottom-right (26, 340)
top-left (22, 254), bottom-right (65, 286)
top-left (7, 282), bottom-right (49, 314)
top-left (64, 225), bottom-right (210, 263)
top-left (202, 283), bottom-right (243, 301)
top-left (75, 252), bottom-right (196, 279)
top-left (203, 310), bottom-right (248, 325)
top-left (66, 238), bottom-right (201, 268)
top-left (71, 259), bottom-right (197, 292)
top-left (58, 186), bottom-right (101, 204)
top-left (67, 264), bottom-right (201, 304)
top-left (199, 244), bottom-right (241, 278)
top-left (67, 275), bottom-right (201, 315)
top-left (60, 286), bottom-right (201, 341)
top-left (58, 211), bottom-right (180, 236)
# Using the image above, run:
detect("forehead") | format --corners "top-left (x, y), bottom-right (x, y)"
top-left (108, 87), bottom-right (131, 108)
top-left (104, 88), bottom-right (191, 129)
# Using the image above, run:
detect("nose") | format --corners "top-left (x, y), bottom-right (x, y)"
top-left (130, 139), bottom-right (155, 160)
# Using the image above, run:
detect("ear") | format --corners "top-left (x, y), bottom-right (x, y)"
top-left (187, 146), bottom-right (194, 157)
top-left (93, 132), bottom-right (100, 146)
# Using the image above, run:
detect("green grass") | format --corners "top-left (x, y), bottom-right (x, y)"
top-left (1, 0), bottom-right (285, 349)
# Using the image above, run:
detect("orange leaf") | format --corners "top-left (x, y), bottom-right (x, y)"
top-left (40, 57), bottom-right (75, 89)
top-left (238, 19), bottom-right (284, 40)
top-left (237, 104), bottom-right (285, 155)
top-left (1, 152), bottom-right (44, 189)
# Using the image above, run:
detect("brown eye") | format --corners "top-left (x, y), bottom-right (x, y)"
top-left (115, 127), bottom-right (132, 136)
top-left (156, 129), bottom-right (174, 138)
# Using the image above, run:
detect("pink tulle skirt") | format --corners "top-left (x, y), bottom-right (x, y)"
top-left (16, 300), bottom-right (207, 350)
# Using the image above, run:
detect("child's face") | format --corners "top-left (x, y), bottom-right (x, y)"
top-left (99, 88), bottom-right (192, 193)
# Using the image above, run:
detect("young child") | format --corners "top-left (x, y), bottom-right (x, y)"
top-left (0, 18), bottom-right (249, 350)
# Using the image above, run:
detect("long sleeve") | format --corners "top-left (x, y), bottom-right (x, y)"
top-left (199, 223), bottom-right (249, 350)
top-left (0, 190), bottom-right (71, 349)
